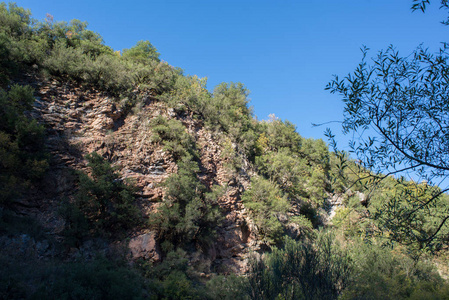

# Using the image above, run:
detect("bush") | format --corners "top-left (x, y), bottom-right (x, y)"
top-left (159, 74), bottom-right (210, 113)
top-left (0, 84), bottom-right (48, 206)
top-left (31, 258), bottom-right (145, 300)
top-left (205, 274), bottom-right (249, 300)
top-left (242, 176), bottom-right (290, 245)
top-left (255, 148), bottom-right (307, 199)
top-left (84, 54), bottom-right (132, 92)
top-left (150, 115), bottom-right (197, 161)
top-left (209, 82), bottom-right (251, 132)
top-left (341, 241), bottom-right (449, 299)
top-left (122, 40), bottom-right (160, 64)
top-left (370, 180), bottom-right (449, 254)
top-left (42, 39), bottom-right (87, 78)
top-left (75, 152), bottom-right (141, 237)
top-left (262, 115), bottom-right (302, 153)
top-left (150, 158), bottom-right (222, 250)
top-left (0, 32), bottom-right (16, 87)
top-left (255, 120), bottom-right (331, 214)
top-left (58, 200), bottom-right (89, 247)
top-left (247, 233), bottom-right (352, 300)
top-left (139, 249), bottom-right (207, 299)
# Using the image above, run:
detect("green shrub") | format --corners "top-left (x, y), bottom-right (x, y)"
top-left (255, 122), bottom-right (331, 210)
top-left (255, 148), bottom-right (307, 199)
top-left (242, 176), bottom-right (290, 245)
top-left (139, 249), bottom-right (207, 299)
top-left (159, 74), bottom-right (210, 113)
top-left (263, 116), bottom-right (302, 153)
top-left (0, 32), bottom-right (16, 87)
top-left (0, 3), bottom-right (36, 69)
top-left (331, 207), bottom-right (368, 238)
top-left (1, 248), bottom-right (145, 300)
top-left (0, 3), bottom-right (32, 37)
top-left (150, 158), bottom-right (222, 249)
top-left (142, 60), bottom-right (180, 94)
top-left (83, 53), bottom-right (133, 94)
top-left (150, 115), bottom-right (197, 161)
top-left (307, 165), bottom-right (329, 206)
top-left (370, 180), bottom-right (449, 254)
top-left (0, 84), bottom-right (48, 206)
top-left (122, 40), bottom-right (160, 64)
top-left (31, 258), bottom-right (145, 300)
top-left (42, 39), bottom-right (88, 78)
top-left (301, 138), bottom-right (330, 168)
top-left (289, 214), bottom-right (314, 231)
top-left (247, 233), bottom-right (352, 300)
top-left (75, 152), bottom-right (141, 237)
top-left (58, 200), bottom-right (89, 247)
top-left (199, 82), bottom-right (255, 162)
top-left (341, 241), bottom-right (449, 299)
top-left (205, 274), bottom-right (249, 300)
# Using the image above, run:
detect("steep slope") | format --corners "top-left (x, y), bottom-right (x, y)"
top-left (17, 74), bottom-right (262, 273)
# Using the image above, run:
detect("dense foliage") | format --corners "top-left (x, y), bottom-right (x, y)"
top-left (150, 158), bottom-right (222, 251)
top-left (74, 152), bottom-right (141, 236)
top-left (0, 84), bottom-right (48, 206)
top-left (327, 0), bottom-right (449, 250)
top-left (247, 233), bottom-right (352, 300)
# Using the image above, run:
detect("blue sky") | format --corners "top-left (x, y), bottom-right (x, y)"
top-left (12, 0), bottom-right (449, 146)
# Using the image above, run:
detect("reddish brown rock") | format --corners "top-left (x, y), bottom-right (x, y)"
top-left (128, 232), bottom-right (160, 261)
top-left (20, 78), bottom-right (259, 273)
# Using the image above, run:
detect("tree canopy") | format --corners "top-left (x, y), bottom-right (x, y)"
top-left (327, 0), bottom-right (449, 250)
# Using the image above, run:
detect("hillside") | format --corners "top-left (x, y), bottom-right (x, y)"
top-left (1, 3), bottom-right (449, 299)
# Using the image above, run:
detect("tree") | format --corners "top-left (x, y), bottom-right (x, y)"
top-left (75, 152), bottom-right (141, 236)
top-left (247, 233), bottom-right (352, 300)
top-left (122, 40), bottom-right (160, 64)
top-left (150, 158), bottom-right (222, 250)
top-left (242, 176), bottom-right (290, 245)
top-left (326, 1), bottom-right (449, 251)
top-left (0, 84), bottom-right (48, 206)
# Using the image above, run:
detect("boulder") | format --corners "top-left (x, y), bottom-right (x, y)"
top-left (128, 232), bottom-right (160, 261)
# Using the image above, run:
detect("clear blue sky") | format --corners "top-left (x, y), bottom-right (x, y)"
top-left (12, 0), bottom-right (449, 146)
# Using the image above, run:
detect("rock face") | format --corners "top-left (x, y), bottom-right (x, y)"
top-left (326, 193), bottom-right (345, 221)
top-left (129, 232), bottom-right (161, 261)
top-left (20, 77), bottom-right (260, 273)
top-left (325, 190), bottom-right (368, 225)
top-left (0, 234), bottom-right (54, 259)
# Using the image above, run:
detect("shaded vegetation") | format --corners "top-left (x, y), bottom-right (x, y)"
top-left (150, 158), bottom-right (222, 251)
top-left (74, 152), bottom-right (141, 238)
top-left (0, 84), bottom-right (48, 206)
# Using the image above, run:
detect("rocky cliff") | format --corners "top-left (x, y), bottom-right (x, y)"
top-left (10, 73), bottom-right (270, 274)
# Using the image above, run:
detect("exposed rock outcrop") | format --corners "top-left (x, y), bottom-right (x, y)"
top-left (129, 232), bottom-right (161, 261)
top-left (20, 77), bottom-right (259, 273)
